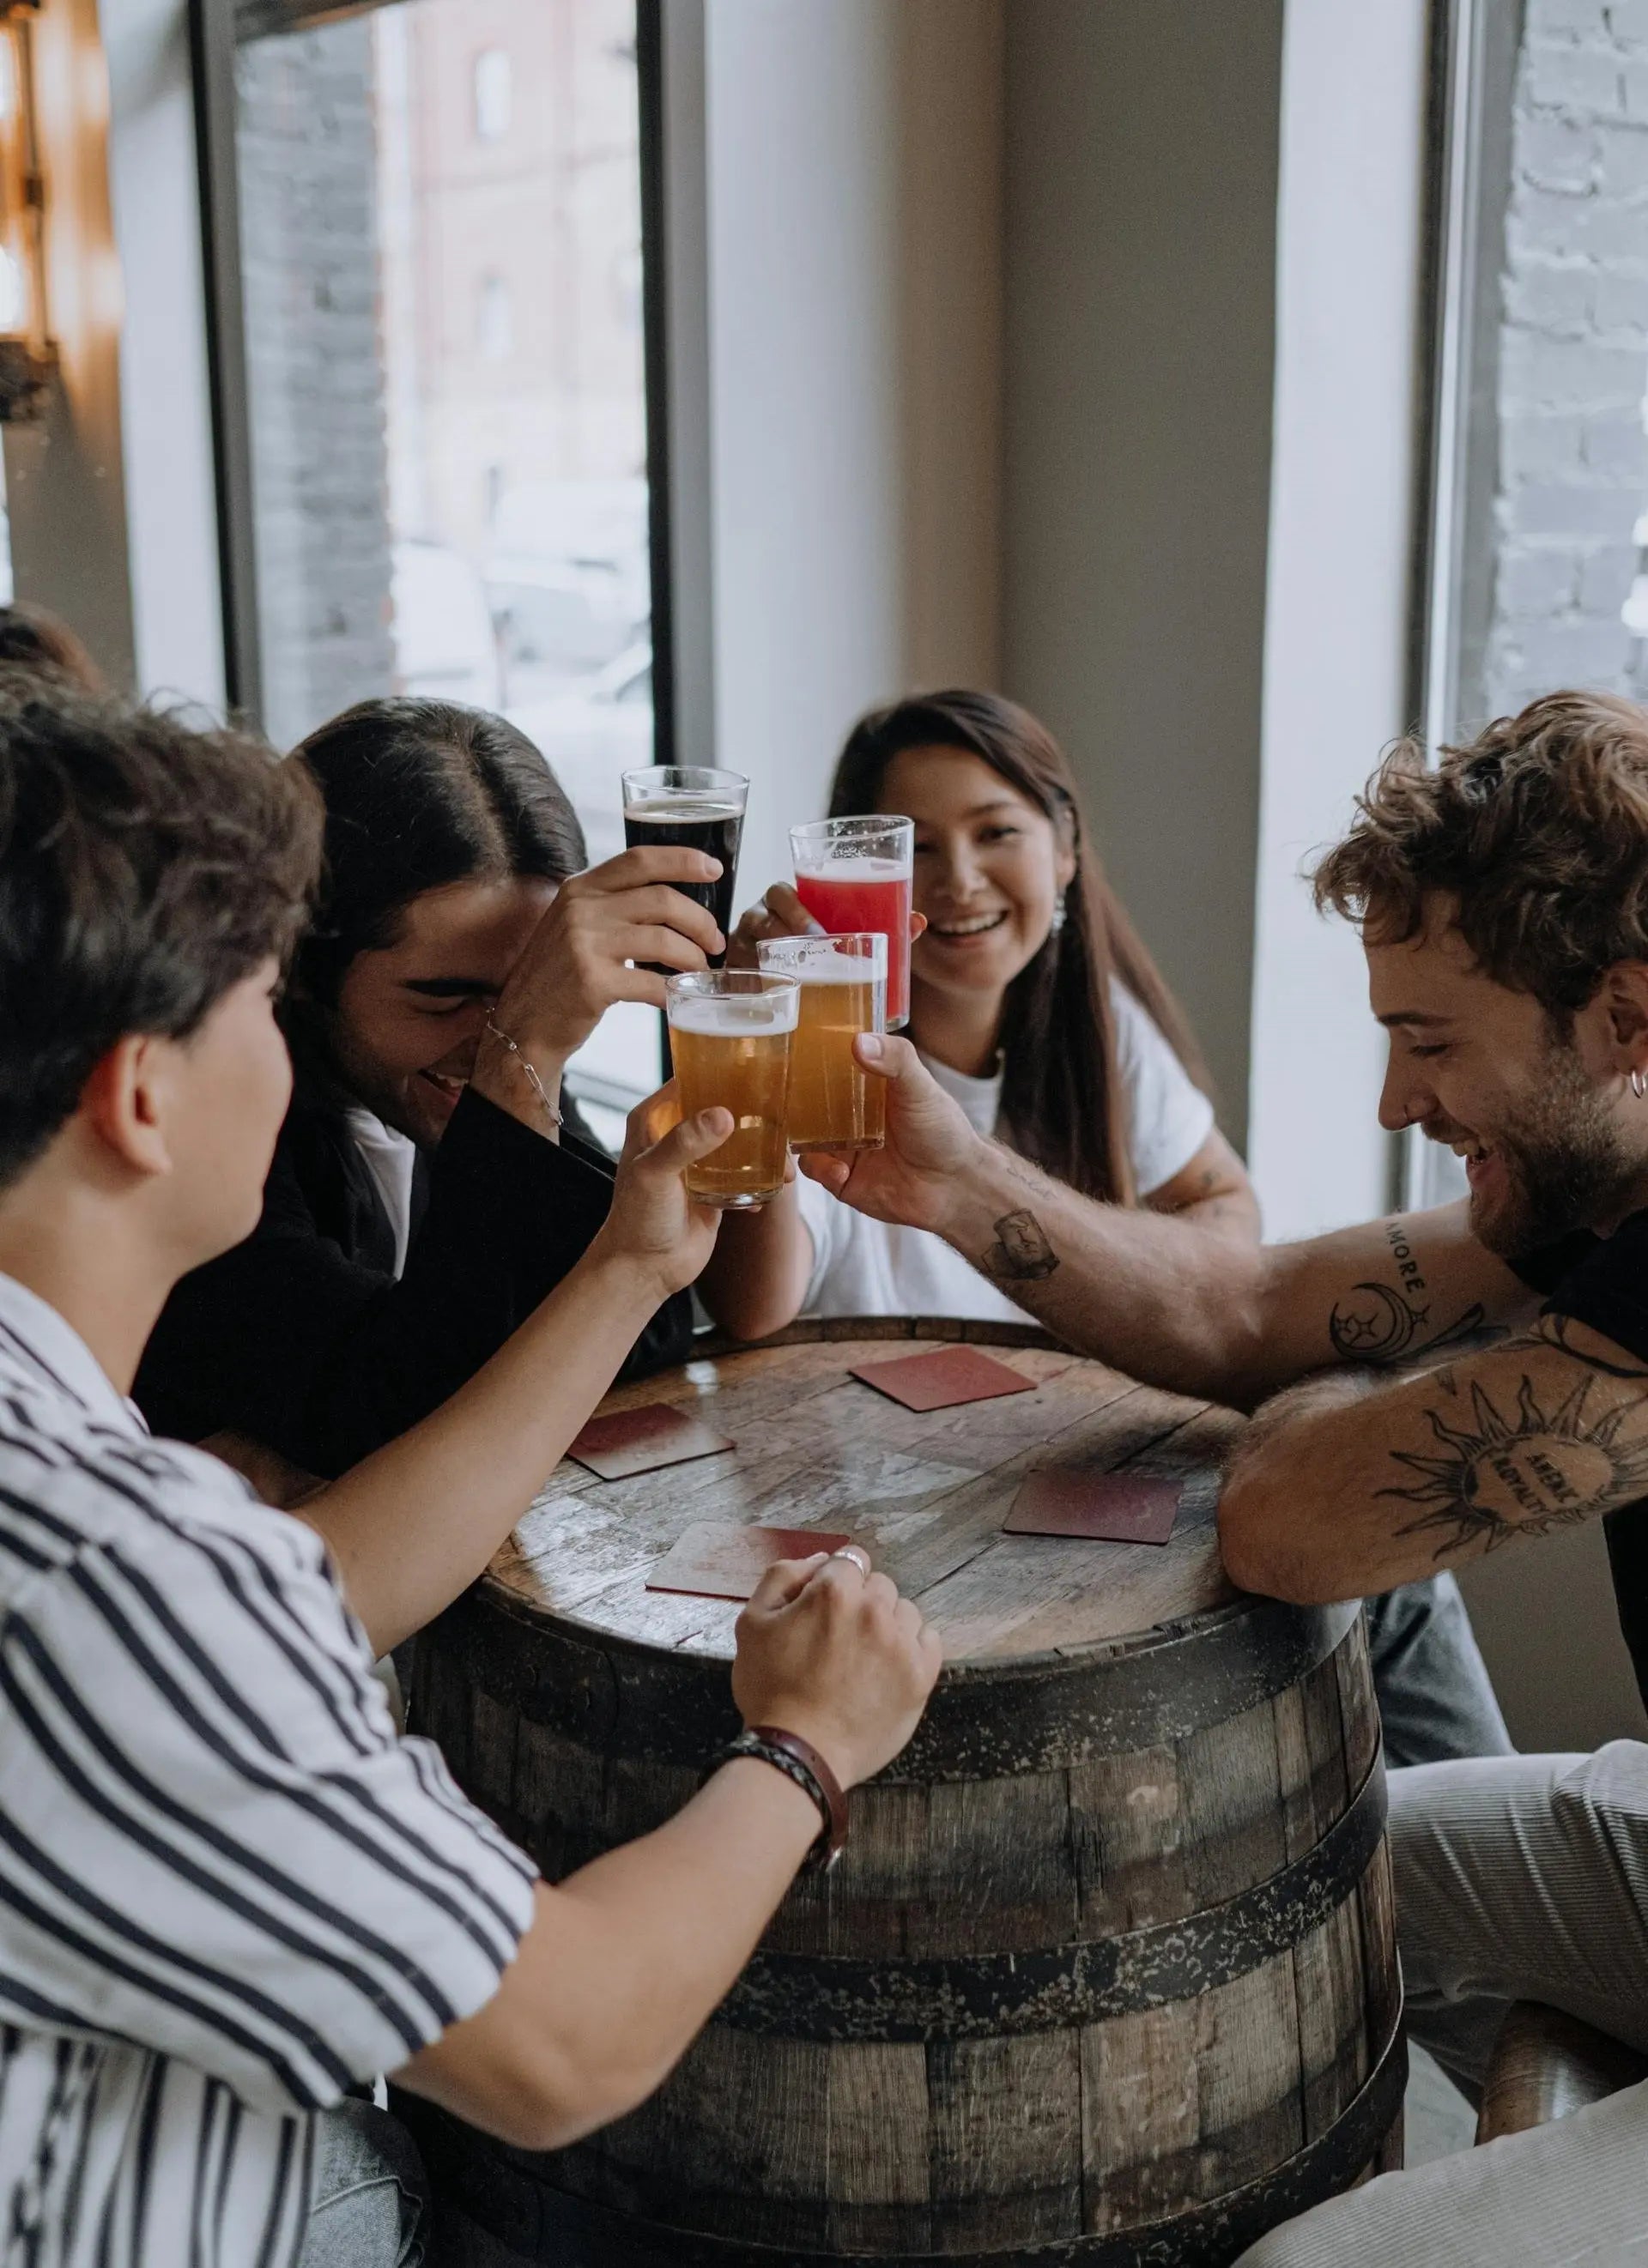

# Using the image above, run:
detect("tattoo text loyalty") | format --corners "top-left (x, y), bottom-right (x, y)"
top-left (1384, 1339), bottom-right (1648, 1562)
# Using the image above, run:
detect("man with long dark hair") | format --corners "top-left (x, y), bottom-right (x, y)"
top-left (137, 697), bottom-right (720, 1483)
top-left (807, 689), bottom-right (1648, 2262)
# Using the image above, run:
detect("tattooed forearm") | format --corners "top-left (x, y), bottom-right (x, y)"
top-left (1535, 1311), bottom-right (1648, 1379)
top-left (979, 1209), bottom-right (1060, 1282)
top-left (1328, 1219), bottom-right (1508, 1365)
top-left (1380, 1364), bottom-right (1648, 1561)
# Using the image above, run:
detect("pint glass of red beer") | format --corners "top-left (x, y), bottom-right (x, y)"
top-left (790, 815), bottom-right (914, 1030)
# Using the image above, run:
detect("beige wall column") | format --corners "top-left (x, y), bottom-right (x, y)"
top-left (682, 0), bottom-right (1003, 898)
top-left (1000, 0), bottom-right (1283, 1142)
top-left (897, 0), bottom-right (1003, 692)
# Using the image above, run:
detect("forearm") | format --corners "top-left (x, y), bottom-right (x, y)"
top-left (397, 1756), bottom-right (819, 2150)
top-left (545, 1759), bottom-right (819, 2129)
top-left (697, 1181), bottom-right (813, 1340)
top-left (929, 1140), bottom-right (1272, 1400)
top-left (303, 1242), bottom-right (669, 1652)
top-left (926, 1146), bottom-right (1536, 1408)
top-left (1218, 1315), bottom-right (1648, 1602)
top-left (1163, 1182), bottom-right (1263, 1243)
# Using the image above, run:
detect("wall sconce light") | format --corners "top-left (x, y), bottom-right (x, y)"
top-left (0, 0), bottom-right (51, 421)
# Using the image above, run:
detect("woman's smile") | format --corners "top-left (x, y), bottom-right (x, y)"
top-left (925, 910), bottom-right (1009, 941)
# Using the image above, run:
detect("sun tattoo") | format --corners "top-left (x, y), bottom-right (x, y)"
top-left (1382, 1370), bottom-right (1648, 1557)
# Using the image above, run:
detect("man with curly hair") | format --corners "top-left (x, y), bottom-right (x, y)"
top-left (808, 687), bottom-right (1648, 2261)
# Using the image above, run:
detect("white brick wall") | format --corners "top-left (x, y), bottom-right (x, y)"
top-left (1486, 0), bottom-right (1648, 715)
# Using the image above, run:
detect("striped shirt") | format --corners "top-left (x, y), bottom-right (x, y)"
top-left (0, 1273), bottom-right (537, 2267)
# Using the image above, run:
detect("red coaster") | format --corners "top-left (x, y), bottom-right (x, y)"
top-left (1004, 1471), bottom-right (1181, 1545)
top-left (567, 1402), bottom-right (734, 1482)
top-left (645, 1522), bottom-right (855, 1601)
top-left (849, 1346), bottom-right (1035, 1413)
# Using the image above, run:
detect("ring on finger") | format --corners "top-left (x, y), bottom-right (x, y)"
top-left (829, 1545), bottom-right (871, 1576)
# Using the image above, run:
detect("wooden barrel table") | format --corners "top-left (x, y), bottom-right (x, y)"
top-left (400, 1320), bottom-right (1403, 2268)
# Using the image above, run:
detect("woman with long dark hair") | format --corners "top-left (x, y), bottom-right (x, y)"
top-left (700, 689), bottom-right (1511, 1769)
top-left (137, 696), bottom-right (724, 1483)
top-left (701, 689), bottom-right (1256, 1338)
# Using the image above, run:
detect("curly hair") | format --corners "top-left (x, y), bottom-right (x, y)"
top-left (0, 675), bottom-right (322, 1188)
top-left (1311, 690), bottom-right (1648, 1016)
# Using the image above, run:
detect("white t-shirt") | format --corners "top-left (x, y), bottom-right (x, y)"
top-left (795, 983), bottom-right (1215, 1328)
top-left (344, 1106), bottom-right (418, 1279)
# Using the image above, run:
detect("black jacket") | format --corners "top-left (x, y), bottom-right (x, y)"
top-left (135, 1083), bottom-right (693, 1477)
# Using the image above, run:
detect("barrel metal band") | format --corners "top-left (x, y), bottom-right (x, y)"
top-left (435, 1587), bottom-right (1362, 1778)
top-left (718, 1753), bottom-right (1387, 2040)
top-left (397, 2011), bottom-right (1406, 2268)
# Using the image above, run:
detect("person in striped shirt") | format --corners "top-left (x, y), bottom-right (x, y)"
top-left (0, 678), bottom-right (942, 2268)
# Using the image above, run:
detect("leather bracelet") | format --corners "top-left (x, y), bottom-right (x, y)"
top-left (709, 1725), bottom-right (849, 1872)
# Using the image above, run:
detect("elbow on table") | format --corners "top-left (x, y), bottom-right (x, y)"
top-left (713, 1297), bottom-right (801, 1345)
top-left (440, 2035), bottom-right (674, 2157)
top-left (1216, 1469), bottom-right (1346, 1606)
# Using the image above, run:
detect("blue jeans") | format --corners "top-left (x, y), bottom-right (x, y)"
top-left (1365, 1570), bottom-right (1512, 1768)
top-left (298, 2099), bottom-right (428, 2268)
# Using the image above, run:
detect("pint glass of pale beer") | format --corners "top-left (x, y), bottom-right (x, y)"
top-left (757, 931), bottom-right (887, 1148)
top-left (664, 970), bottom-right (799, 1207)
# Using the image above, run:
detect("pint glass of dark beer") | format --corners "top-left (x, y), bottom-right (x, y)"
top-left (622, 765), bottom-right (748, 966)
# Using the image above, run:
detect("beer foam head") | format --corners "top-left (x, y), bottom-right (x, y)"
top-left (668, 989), bottom-right (799, 1037)
top-left (626, 801), bottom-right (743, 825)
top-left (792, 855), bottom-right (906, 884)
top-left (766, 946), bottom-right (882, 986)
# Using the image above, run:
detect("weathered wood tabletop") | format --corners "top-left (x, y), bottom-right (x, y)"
top-left (483, 1317), bottom-right (1245, 1664)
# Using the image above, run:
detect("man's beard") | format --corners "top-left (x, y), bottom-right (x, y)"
top-left (1435, 1025), bottom-right (1640, 1256)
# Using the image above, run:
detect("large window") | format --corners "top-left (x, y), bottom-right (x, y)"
top-left (1413, 0), bottom-right (1648, 1203)
top-left (215, 0), bottom-right (662, 1113)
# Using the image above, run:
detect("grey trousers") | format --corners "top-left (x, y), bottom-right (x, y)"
top-left (1238, 1745), bottom-right (1648, 2265)
top-left (1365, 1570), bottom-right (1512, 1768)
top-left (298, 2097), bottom-right (428, 2268)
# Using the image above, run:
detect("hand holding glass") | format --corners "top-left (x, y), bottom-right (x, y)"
top-left (623, 766), bottom-right (748, 970)
top-left (665, 971), bottom-right (799, 1207)
top-left (757, 932), bottom-right (886, 1149)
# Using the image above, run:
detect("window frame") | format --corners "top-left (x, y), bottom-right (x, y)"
top-left (189, 0), bottom-right (677, 768)
top-left (1401, 0), bottom-right (1524, 1212)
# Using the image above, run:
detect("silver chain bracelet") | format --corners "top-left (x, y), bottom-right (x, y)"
top-left (484, 1014), bottom-right (564, 1130)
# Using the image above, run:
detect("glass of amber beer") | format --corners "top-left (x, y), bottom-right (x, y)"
top-left (756, 932), bottom-right (887, 1148)
top-left (664, 971), bottom-right (800, 1207)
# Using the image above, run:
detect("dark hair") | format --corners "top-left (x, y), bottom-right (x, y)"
top-left (0, 603), bottom-right (104, 692)
top-left (288, 698), bottom-right (586, 1010)
top-left (0, 677), bottom-right (322, 1190)
top-left (1312, 691), bottom-right (1648, 1018)
top-left (831, 689), bottom-right (1210, 1204)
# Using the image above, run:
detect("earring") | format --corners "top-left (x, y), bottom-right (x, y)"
top-left (1050, 890), bottom-right (1068, 936)
top-left (1633, 1068), bottom-right (1645, 1099)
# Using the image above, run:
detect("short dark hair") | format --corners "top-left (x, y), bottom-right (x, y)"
top-left (1312, 691), bottom-right (1648, 1017)
top-left (0, 679), bottom-right (323, 1189)
top-left (288, 698), bottom-right (586, 1009)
